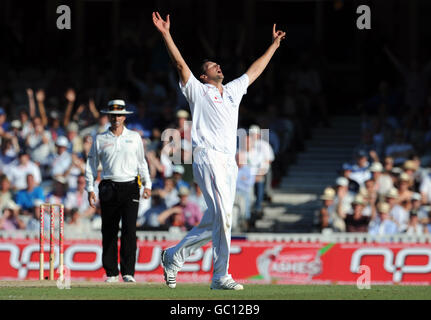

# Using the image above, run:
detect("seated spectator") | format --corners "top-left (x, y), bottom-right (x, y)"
top-left (50, 136), bottom-right (72, 178)
top-left (65, 208), bottom-right (92, 234)
top-left (385, 129), bottom-right (415, 166)
top-left (359, 180), bottom-right (377, 217)
top-left (403, 159), bottom-right (418, 181)
top-left (25, 116), bottom-right (54, 166)
top-left (368, 202), bottom-right (399, 235)
top-left (15, 174), bottom-right (45, 214)
top-left (137, 189), bottom-right (168, 230)
top-left (159, 177), bottom-right (179, 208)
top-left (389, 194), bottom-right (410, 233)
top-left (0, 200), bottom-right (25, 230)
top-left (247, 127), bottom-right (275, 215)
top-left (318, 187), bottom-right (336, 231)
top-left (406, 212), bottom-right (427, 235)
top-left (411, 192), bottom-right (428, 224)
top-left (409, 155), bottom-right (427, 190)
top-left (172, 165), bottom-right (190, 190)
top-left (46, 176), bottom-right (68, 205)
top-left (0, 137), bottom-right (19, 165)
top-left (5, 151), bottom-right (42, 191)
top-left (66, 122), bottom-right (83, 154)
top-left (0, 175), bottom-right (14, 213)
top-left (345, 194), bottom-right (371, 232)
top-left (64, 153), bottom-right (86, 191)
top-left (333, 177), bottom-right (354, 220)
top-left (157, 187), bottom-right (203, 231)
top-left (339, 163), bottom-right (360, 193)
top-left (369, 162), bottom-right (393, 196)
top-left (64, 174), bottom-right (96, 219)
top-left (26, 199), bottom-right (46, 232)
top-left (397, 172), bottom-right (413, 203)
top-left (349, 150), bottom-right (372, 187)
top-left (419, 171), bottom-right (431, 204)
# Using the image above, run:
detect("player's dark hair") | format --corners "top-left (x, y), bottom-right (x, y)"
top-left (200, 59), bottom-right (211, 75)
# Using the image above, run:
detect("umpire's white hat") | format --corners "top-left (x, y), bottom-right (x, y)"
top-left (101, 99), bottom-right (134, 115)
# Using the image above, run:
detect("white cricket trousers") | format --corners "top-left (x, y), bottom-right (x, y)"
top-left (166, 147), bottom-right (238, 282)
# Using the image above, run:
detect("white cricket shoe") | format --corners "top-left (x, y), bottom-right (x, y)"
top-left (122, 275), bottom-right (136, 283)
top-left (210, 279), bottom-right (244, 290)
top-left (161, 250), bottom-right (177, 289)
top-left (105, 275), bottom-right (119, 283)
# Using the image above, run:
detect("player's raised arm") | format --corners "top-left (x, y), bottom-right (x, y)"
top-left (246, 24), bottom-right (286, 86)
top-left (152, 12), bottom-right (191, 86)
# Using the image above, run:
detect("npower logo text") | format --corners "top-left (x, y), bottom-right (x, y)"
top-left (350, 248), bottom-right (431, 282)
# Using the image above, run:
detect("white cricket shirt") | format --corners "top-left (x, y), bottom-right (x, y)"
top-left (180, 73), bottom-right (249, 156)
top-left (85, 126), bottom-right (152, 193)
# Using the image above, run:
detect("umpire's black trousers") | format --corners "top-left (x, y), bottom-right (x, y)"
top-left (99, 179), bottom-right (140, 277)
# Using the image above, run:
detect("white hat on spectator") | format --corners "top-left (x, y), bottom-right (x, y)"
top-left (178, 186), bottom-right (190, 196)
top-left (370, 162), bottom-right (383, 173)
top-left (56, 136), bottom-right (69, 147)
top-left (403, 160), bottom-right (417, 171)
top-left (352, 194), bottom-right (366, 206)
top-left (249, 124), bottom-right (260, 135)
top-left (176, 109), bottom-right (189, 119)
top-left (399, 172), bottom-right (411, 182)
top-left (377, 202), bottom-right (390, 214)
top-left (412, 193), bottom-right (422, 201)
top-left (67, 122), bottom-right (79, 133)
top-left (53, 176), bottom-right (67, 185)
top-left (11, 120), bottom-right (22, 129)
top-left (173, 165), bottom-right (185, 175)
top-left (335, 177), bottom-right (349, 187)
top-left (386, 187), bottom-right (399, 199)
top-left (391, 167), bottom-right (403, 175)
top-left (320, 187), bottom-right (335, 200)
top-left (359, 187), bottom-right (369, 197)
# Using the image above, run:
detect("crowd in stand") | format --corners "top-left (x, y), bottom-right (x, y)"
top-left (318, 47), bottom-right (431, 235)
top-left (0, 46), bottom-right (330, 234)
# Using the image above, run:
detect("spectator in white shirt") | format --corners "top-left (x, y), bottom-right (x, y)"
top-left (388, 190), bottom-right (410, 233)
top-left (368, 202), bottom-right (399, 235)
top-left (5, 151), bottom-right (42, 191)
top-left (50, 136), bottom-right (72, 178)
top-left (333, 177), bottom-right (355, 221)
top-left (406, 212), bottom-right (427, 235)
top-left (370, 162), bottom-right (393, 196)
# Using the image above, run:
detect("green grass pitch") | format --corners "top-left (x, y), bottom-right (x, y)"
top-left (0, 281), bottom-right (431, 300)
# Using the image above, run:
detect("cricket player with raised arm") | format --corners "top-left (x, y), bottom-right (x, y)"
top-left (153, 11), bottom-right (286, 290)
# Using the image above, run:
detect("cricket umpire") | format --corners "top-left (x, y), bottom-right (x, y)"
top-left (85, 99), bottom-right (152, 283)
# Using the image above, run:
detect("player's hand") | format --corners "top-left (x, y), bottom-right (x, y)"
top-left (152, 12), bottom-right (170, 35)
top-left (143, 188), bottom-right (152, 199)
top-left (26, 88), bottom-right (34, 97)
top-left (88, 191), bottom-right (97, 208)
top-left (272, 24), bottom-right (286, 48)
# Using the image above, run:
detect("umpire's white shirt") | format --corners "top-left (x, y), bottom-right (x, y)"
top-left (180, 73), bottom-right (249, 156)
top-left (85, 126), bottom-right (151, 193)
